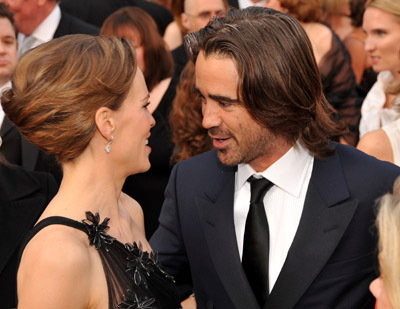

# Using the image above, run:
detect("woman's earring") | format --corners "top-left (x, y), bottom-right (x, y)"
top-left (105, 135), bottom-right (114, 153)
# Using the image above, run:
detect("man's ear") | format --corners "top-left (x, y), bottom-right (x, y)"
top-left (181, 12), bottom-right (191, 33)
top-left (95, 107), bottom-right (115, 140)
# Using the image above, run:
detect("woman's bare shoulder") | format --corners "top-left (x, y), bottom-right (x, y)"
top-left (17, 225), bottom-right (95, 308)
top-left (357, 129), bottom-right (394, 163)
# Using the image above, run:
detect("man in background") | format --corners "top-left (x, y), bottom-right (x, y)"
top-left (2, 0), bottom-right (98, 55)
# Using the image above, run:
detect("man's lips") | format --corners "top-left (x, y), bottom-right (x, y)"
top-left (210, 135), bottom-right (232, 148)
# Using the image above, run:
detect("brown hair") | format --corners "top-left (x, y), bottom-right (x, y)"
top-left (100, 7), bottom-right (173, 92)
top-left (170, 62), bottom-right (213, 164)
top-left (0, 3), bottom-right (17, 37)
top-left (1, 34), bottom-right (137, 163)
top-left (349, 0), bottom-right (366, 27)
top-left (185, 7), bottom-right (345, 158)
top-left (279, 0), bottom-right (323, 22)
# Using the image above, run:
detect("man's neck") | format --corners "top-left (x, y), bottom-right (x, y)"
top-left (24, 3), bottom-right (57, 36)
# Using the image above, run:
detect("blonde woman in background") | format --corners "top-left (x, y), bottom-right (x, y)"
top-left (372, 177), bottom-right (400, 308)
top-left (358, 0), bottom-right (400, 138)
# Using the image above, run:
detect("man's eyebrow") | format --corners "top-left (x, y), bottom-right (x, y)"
top-left (193, 86), bottom-right (239, 103)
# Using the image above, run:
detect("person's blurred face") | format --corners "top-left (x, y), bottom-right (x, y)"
top-left (363, 7), bottom-right (400, 78)
top-left (114, 26), bottom-right (146, 74)
top-left (3, 0), bottom-right (44, 35)
top-left (370, 277), bottom-right (393, 309)
top-left (181, 0), bottom-right (225, 33)
top-left (264, 0), bottom-right (285, 12)
top-left (0, 17), bottom-right (17, 86)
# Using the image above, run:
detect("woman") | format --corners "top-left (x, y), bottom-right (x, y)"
top-left (343, 0), bottom-right (376, 95)
top-left (358, 0), bottom-right (400, 138)
top-left (100, 7), bottom-right (178, 237)
top-left (264, 0), bottom-right (362, 146)
top-left (321, 0), bottom-right (352, 40)
top-left (169, 62), bottom-right (213, 164)
top-left (371, 177), bottom-right (400, 308)
top-left (357, 78), bottom-right (400, 165)
top-left (1, 34), bottom-right (180, 308)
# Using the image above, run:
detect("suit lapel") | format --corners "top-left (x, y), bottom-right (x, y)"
top-left (265, 152), bottom-right (358, 308)
top-left (196, 160), bottom-right (259, 309)
top-left (0, 117), bottom-right (14, 137)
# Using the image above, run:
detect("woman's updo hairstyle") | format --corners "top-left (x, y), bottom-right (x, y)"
top-left (1, 34), bottom-right (137, 163)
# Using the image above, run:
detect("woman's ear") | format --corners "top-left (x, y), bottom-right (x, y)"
top-left (95, 107), bottom-right (115, 140)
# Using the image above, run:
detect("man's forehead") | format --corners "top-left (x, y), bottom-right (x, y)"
top-left (0, 17), bottom-right (16, 38)
top-left (184, 0), bottom-right (225, 12)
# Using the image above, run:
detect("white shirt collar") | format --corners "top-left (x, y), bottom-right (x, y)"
top-left (18, 5), bottom-right (61, 47)
top-left (236, 140), bottom-right (313, 197)
top-left (238, 0), bottom-right (266, 9)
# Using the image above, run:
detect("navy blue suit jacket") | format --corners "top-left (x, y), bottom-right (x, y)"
top-left (151, 144), bottom-right (400, 308)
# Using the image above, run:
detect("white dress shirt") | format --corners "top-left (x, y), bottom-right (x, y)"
top-left (18, 5), bottom-right (61, 56)
top-left (234, 140), bottom-right (314, 292)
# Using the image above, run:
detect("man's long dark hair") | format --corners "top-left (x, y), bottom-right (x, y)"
top-left (185, 7), bottom-right (346, 158)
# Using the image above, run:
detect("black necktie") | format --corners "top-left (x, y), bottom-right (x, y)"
top-left (242, 176), bottom-right (273, 307)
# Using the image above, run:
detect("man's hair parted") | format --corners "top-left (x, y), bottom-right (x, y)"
top-left (185, 6), bottom-right (345, 158)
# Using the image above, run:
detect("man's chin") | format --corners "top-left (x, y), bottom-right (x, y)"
top-left (217, 149), bottom-right (241, 167)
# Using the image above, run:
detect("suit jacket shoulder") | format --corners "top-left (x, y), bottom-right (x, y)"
top-left (0, 164), bottom-right (58, 308)
top-left (54, 9), bottom-right (99, 38)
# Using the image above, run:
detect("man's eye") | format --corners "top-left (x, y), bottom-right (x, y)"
top-left (219, 102), bottom-right (231, 108)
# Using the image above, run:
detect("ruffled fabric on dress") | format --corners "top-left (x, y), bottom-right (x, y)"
top-left (359, 71), bottom-right (400, 138)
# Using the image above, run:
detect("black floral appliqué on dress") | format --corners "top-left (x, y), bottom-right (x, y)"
top-left (18, 212), bottom-right (181, 309)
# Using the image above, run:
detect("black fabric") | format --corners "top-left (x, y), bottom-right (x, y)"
top-left (320, 29), bottom-right (362, 146)
top-left (60, 0), bottom-right (173, 35)
top-left (17, 213), bottom-right (180, 308)
top-left (123, 72), bottom-right (179, 238)
top-left (54, 9), bottom-right (100, 38)
top-left (242, 176), bottom-right (273, 307)
top-left (0, 117), bottom-right (22, 165)
top-left (0, 118), bottom-right (62, 183)
top-left (172, 44), bottom-right (188, 80)
top-left (0, 164), bottom-right (57, 309)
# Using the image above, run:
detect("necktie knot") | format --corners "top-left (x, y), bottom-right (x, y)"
top-left (248, 176), bottom-right (273, 204)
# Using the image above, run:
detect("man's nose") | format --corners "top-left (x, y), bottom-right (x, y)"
top-left (202, 101), bottom-right (222, 129)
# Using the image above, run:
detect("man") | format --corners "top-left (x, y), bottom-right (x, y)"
top-left (0, 2), bottom-right (62, 181)
top-left (0, 2), bottom-right (17, 97)
top-left (2, 0), bottom-right (98, 55)
top-left (172, 0), bottom-right (227, 78)
top-left (0, 5), bottom-right (58, 308)
top-left (150, 7), bottom-right (400, 308)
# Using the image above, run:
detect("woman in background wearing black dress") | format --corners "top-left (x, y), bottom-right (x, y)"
top-left (101, 7), bottom-right (179, 237)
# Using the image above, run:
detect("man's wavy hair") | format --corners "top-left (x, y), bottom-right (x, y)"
top-left (185, 6), bottom-right (345, 158)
